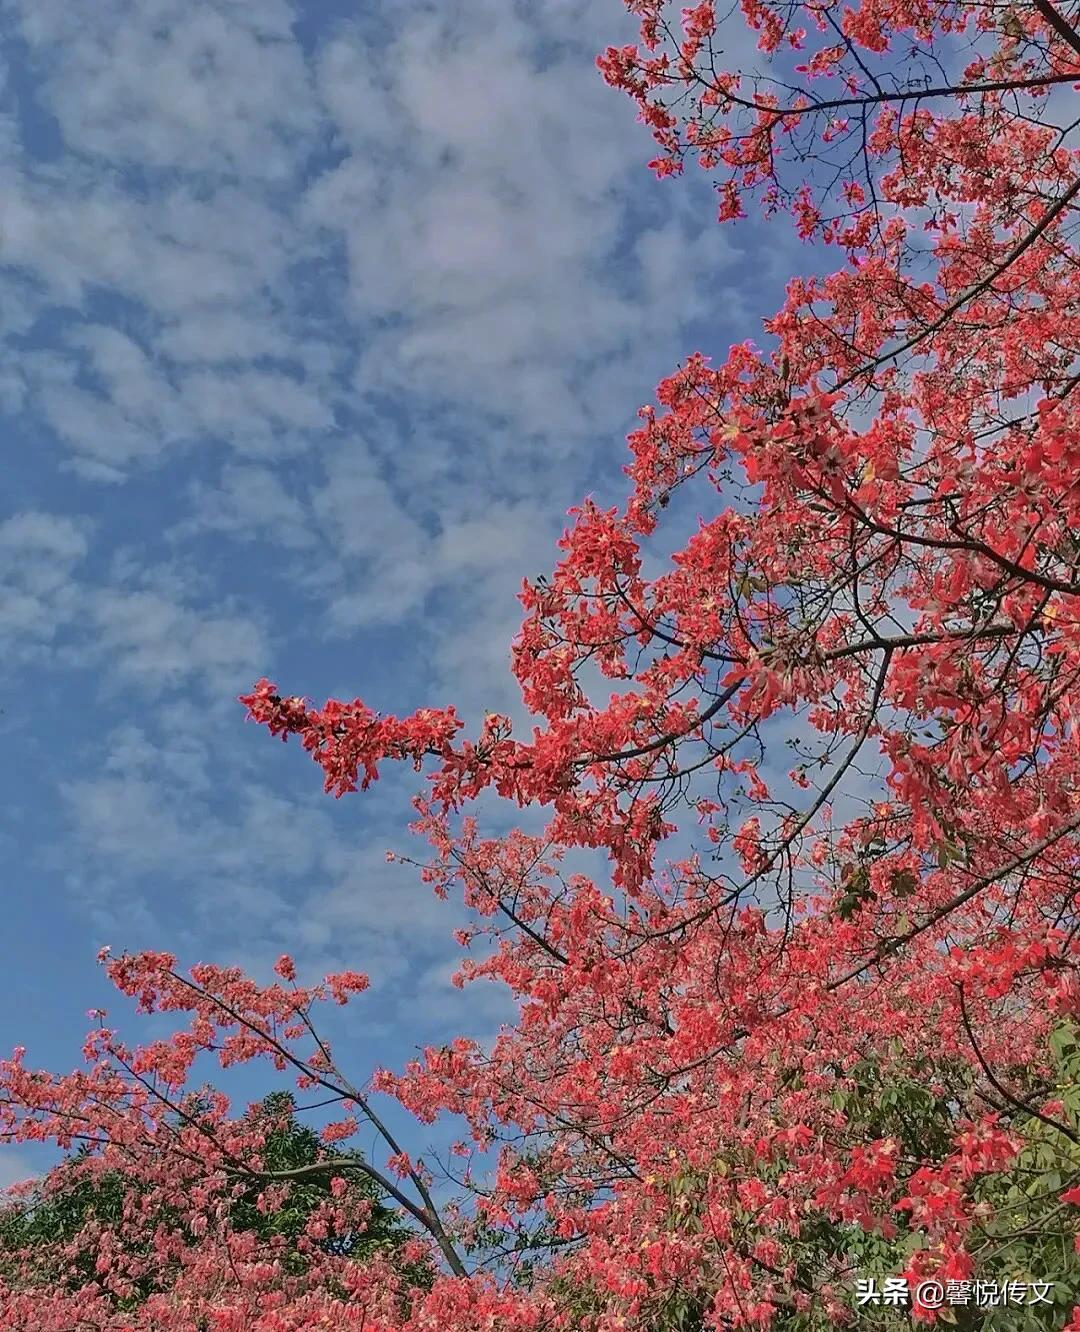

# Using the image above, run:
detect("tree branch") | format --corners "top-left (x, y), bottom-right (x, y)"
top-left (838, 177), bottom-right (1080, 388)
top-left (1033, 0), bottom-right (1080, 55)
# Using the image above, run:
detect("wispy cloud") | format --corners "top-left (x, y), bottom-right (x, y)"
top-left (0, 511), bottom-right (89, 665)
top-left (58, 714), bottom-right (481, 1044)
top-left (310, 0), bottom-right (730, 447)
top-left (11, 0), bottom-right (319, 178)
top-left (0, 512), bottom-right (269, 695)
top-left (0, 0), bottom-right (778, 1081)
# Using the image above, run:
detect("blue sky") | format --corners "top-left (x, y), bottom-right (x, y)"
top-left (0, 0), bottom-right (799, 1187)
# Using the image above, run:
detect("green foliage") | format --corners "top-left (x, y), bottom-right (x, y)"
top-left (813, 1025), bottom-right (1080, 1332)
top-left (960, 1027), bottom-right (1080, 1332)
top-left (230, 1092), bottom-right (409, 1265)
top-left (0, 1145), bottom-right (163, 1310)
top-left (548, 1028), bottom-right (1080, 1332)
top-left (0, 1092), bottom-right (421, 1306)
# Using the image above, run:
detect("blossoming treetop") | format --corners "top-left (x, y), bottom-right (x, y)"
top-left (2, 0), bottom-right (1079, 1327)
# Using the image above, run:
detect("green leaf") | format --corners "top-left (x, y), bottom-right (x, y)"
top-left (1050, 1026), bottom-right (1077, 1062)
top-left (889, 868), bottom-right (918, 898)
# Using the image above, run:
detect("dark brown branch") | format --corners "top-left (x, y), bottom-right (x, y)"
top-left (838, 177), bottom-right (1080, 388)
top-left (828, 811), bottom-right (1080, 990)
top-left (164, 970), bottom-right (469, 1278)
top-left (841, 495), bottom-right (1080, 598)
top-left (956, 984), bottom-right (1080, 1145)
top-left (727, 71), bottom-right (1079, 119)
top-left (1033, 0), bottom-right (1080, 54)
top-left (587, 626), bottom-right (1015, 768)
top-left (223, 1156), bottom-right (452, 1240)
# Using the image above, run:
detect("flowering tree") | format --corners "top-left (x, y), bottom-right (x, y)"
top-left (0, 1092), bottom-right (421, 1312)
top-left (3, 0), bottom-right (1080, 1327)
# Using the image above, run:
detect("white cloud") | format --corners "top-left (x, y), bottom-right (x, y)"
top-left (308, 1), bottom-right (730, 444)
top-left (0, 509), bottom-right (269, 694)
top-left (88, 585), bottom-right (268, 693)
top-left (0, 177), bottom-right (289, 313)
top-left (60, 716), bottom-right (467, 1008)
top-left (181, 368), bottom-right (336, 442)
top-left (0, 0), bottom-right (736, 636)
top-left (304, 445), bottom-right (432, 629)
top-left (0, 512), bottom-right (90, 667)
top-left (156, 312), bottom-right (296, 365)
top-left (11, 0), bottom-right (318, 180)
top-left (0, 0), bottom-right (774, 1074)
top-left (178, 463), bottom-right (316, 549)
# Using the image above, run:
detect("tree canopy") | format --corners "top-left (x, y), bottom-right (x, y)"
top-left (2, 0), bottom-right (1079, 1327)
top-left (0, 1091), bottom-right (425, 1322)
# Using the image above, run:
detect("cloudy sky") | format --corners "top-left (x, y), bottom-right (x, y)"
top-left (0, 0), bottom-right (798, 1185)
